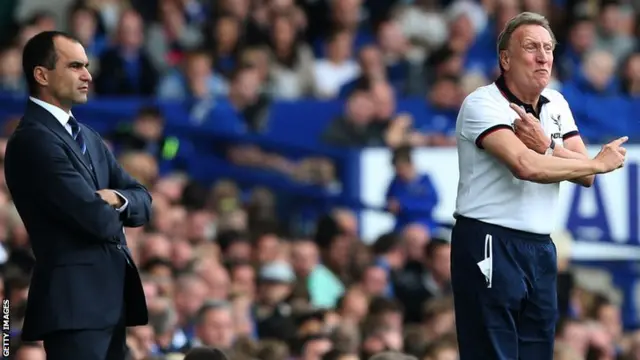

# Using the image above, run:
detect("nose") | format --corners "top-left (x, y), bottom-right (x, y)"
top-left (81, 67), bottom-right (92, 82)
top-left (536, 50), bottom-right (550, 64)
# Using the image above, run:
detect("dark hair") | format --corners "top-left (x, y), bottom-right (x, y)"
top-left (371, 232), bottom-right (401, 255)
top-left (392, 145), bottom-right (412, 165)
top-left (22, 30), bottom-right (80, 96)
top-left (136, 105), bottom-right (163, 120)
top-left (184, 347), bottom-right (229, 360)
top-left (424, 238), bottom-right (450, 259)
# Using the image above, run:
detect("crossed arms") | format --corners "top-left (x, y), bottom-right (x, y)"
top-left (13, 129), bottom-right (152, 242)
top-left (461, 96), bottom-right (626, 186)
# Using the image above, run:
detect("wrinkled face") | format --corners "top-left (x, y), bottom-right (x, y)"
top-left (501, 24), bottom-right (554, 92)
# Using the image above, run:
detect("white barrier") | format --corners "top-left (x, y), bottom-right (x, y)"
top-left (359, 146), bottom-right (640, 260)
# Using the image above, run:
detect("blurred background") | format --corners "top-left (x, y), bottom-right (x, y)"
top-left (0, 0), bottom-right (639, 359)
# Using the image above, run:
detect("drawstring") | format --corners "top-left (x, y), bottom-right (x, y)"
top-left (485, 234), bottom-right (493, 288)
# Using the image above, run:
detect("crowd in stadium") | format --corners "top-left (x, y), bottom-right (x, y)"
top-left (0, 0), bottom-right (639, 359)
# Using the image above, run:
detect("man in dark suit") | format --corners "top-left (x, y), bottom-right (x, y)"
top-left (4, 30), bottom-right (152, 359)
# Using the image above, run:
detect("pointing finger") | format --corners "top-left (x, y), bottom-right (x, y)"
top-left (509, 103), bottom-right (527, 119)
top-left (612, 136), bottom-right (629, 146)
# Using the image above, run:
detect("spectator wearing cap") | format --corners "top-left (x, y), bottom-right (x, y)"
top-left (253, 261), bottom-right (298, 342)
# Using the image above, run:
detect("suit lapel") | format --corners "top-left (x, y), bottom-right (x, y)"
top-left (25, 102), bottom-right (99, 187)
top-left (83, 129), bottom-right (102, 183)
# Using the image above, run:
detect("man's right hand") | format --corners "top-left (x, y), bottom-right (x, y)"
top-left (593, 136), bottom-right (628, 173)
top-left (96, 189), bottom-right (123, 208)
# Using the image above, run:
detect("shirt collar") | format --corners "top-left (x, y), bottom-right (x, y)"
top-left (495, 75), bottom-right (550, 115)
top-left (29, 97), bottom-right (74, 127)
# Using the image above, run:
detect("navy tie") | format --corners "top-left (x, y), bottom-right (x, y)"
top-left (68, 116), bottom-right (87, 155)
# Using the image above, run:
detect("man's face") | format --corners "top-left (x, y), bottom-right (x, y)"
top-left (394, 160), bottom-right (413, 180)
top-left (42, 37), bottom-right (91, 107)
top-left (428, 245), bottom-right (451, 281)
top-left (233, 70), bottom-right (261, 103)
top-left (197, 308), bottom-right (235, 348)
top-left (134, 116), bottom-right (163, 141)
top-left (291, 241), bottom-right (318, 277)
top-left (118, 12), bottom-right (144, 49)
top-left (362, 266), bottom-right (388, 296)
top-left (503, 24), bottom-right (554, 92)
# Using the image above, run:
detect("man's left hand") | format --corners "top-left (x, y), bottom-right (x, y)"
top-left (510, 103), bottom-right (549, 154)
top-left (96, 189), bottom-right (123, 208)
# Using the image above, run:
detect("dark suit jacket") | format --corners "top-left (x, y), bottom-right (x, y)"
top-left (4, 100), bottom-right (152, 341)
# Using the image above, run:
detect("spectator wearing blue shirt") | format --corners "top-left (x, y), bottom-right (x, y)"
top-left (371, 232), bottom-right (406, 297)
top-left (385, 146), bottom-right (439, 233)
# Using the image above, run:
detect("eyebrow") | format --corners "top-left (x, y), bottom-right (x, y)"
top-left (67, 61), bottom-right (90, 68)
top-left (522, 39), bottom-right (555, 45)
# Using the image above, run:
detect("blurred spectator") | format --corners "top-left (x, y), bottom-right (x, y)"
top-left (313, 30), bottom-right (360, 99)
top-left (338, 45), bottom-right (385, 98)
top-left (621, 52), bottom-right (640, 97)
top-left (392, 0), bottom-right (448, 53)
top-left (109, 105), bottom-right (194, 173)
top-left (322, 90), bottom-right (380, 147)
top-left (204, 14), bottom-right (242, 79)
top-left (394, 238), bottom-right (451, 324)
top-left (145, 0), bottom-right (204, 73)
top-left (385, 146), bottom-right (439, 233)
top-left (157, 49), bottom-right (228, 100)
top-left (226, 64), bottom-right (270, 133)
top-left (291, 239), bottom-right (345, 309)
top-left (558, 16), bottom-right (596, 81)
top-left (94, 9), bottom-right (159, 95)
top-left (375, 20), bottom-right (414, 93)
top-left (571, 49), bottom-right (618, 95)
top-left (268, 12), bottom-right (316, 99)
top-left (84, 0), bottom-right (130, 35)
top-left (593, 0), bottom-right (635, 64)
top-left (67, 2), bottom-right (106, 75)
top-left (254, 261), bottom-right (298, 342)
top-left (0, 46), bottom-right (26, 94)
top-left (192, 300), bottom-right (235, 352)
top-left (421, 333), bottom-right (457, 360)
top-left (184, 347), bottom-right (229, 360)
top-left (421, 75), bottom-right (463, 145)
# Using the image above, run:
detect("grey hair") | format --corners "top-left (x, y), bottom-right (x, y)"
top-left (497, 12), bottom-right (557, 70)
top-left (148, 297), bottom-right (178, 334)
top-left (368, 352), bottom-right (418, 360)
top-left (194, 299), bottom-right (232, 325)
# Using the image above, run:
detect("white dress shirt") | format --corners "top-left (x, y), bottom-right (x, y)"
top-left (29, 97), bottom-right (129, 213)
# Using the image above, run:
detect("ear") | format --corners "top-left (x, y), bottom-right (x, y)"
top-left (33, 66), bottom-right (49, 88)
top-left (500, 51), bottom-right (510, 72)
